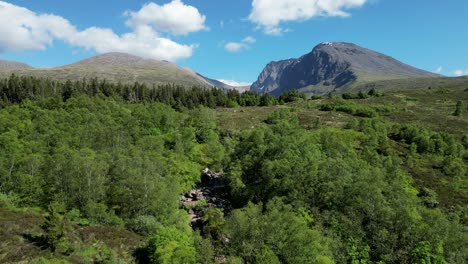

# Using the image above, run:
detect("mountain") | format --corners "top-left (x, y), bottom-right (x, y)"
top-left (250, 42), bottom-right (441, 96)
top-left (0, 52), bottom-right (228, 89)
top-left (197, 74), bottom-right (236, 91)
top-left (0, 60), bottom-right (33, 70)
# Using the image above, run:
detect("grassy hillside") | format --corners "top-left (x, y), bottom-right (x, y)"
top-left (0, 53), bottom-right (214, 88)
top-left (298, 75), bottom-right (468, 96)
top-left (0, 60), bottom-right (33, 70)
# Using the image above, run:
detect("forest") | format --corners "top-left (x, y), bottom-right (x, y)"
top-left (0, 75), bottom-right (467, 263)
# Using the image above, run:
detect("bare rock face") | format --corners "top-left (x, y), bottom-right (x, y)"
top-left (250, 42), bottom-right (440, 96)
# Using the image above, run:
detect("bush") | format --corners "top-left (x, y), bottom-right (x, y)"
top-left (354, 107), bottom-right (377, 118)
top-left (73, 241), bottom-right (124, 264)
top-left (417, 188), bottom-right (439, 208)
top-left (453, 101), bottom-right (463, 116)
top-left (66, 209), bottom-right (90, 226)
top-left (368, 88), bottom-right (384, 97)
top-left (320, 100), bottom-right (377, 117)
top-left (265, 109), bottom-right (297, 125)
top-left (260, 94), bottom-right (278, 106)
top-left (319, 103), bottom-right (335, 111)
top-left (462, 134), bottom-right (468, 149)
top-left (147, 226), bottom-right (197, 264)
top-left (0, 192), bottom-right (17, 209)
top-left (84, 202), bottom-right (123, 226)
top-left (358, 91), bottom-right (369, 99)
top-left (342, 92), bottom-right (358, 100)
top-left (279, 90), bottom-right (306, 103)
top-left (128, 215), bottom-right (161, 236)
top-left (42, 202), bottom-right (71, 254)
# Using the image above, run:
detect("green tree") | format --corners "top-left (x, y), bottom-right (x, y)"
top-left (452, 100), bottom-right (462, 116)
top-left (42, 202), bottom-right (69, 253)
top-left (259, 93), bottom-right (277, 106)
top-left (148, 226), bottom-right (197, 264)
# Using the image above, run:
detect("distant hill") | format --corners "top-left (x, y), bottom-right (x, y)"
top-left (197, 74), bottom-right (237, 91)
top-left (0, 60), bottom-right (33, 70)
top-left (0, 53), bottom-right (230, 89)
top-left (250, 42), bottom-right (441, 96)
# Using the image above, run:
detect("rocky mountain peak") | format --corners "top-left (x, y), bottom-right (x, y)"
top-left (251, 42), bottom-right (440, 96)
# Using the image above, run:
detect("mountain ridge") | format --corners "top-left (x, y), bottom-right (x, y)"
top-left (0, 53), bottom-right (236, 90)
top-left (0, 59), bottom-right (33, 70)
top-left (250, 42), bottom-right (441, 96)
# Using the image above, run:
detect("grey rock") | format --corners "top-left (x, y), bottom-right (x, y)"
top-left (250, 42), bottom-right (440, 96)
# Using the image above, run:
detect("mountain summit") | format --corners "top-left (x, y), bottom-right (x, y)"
top-left (0, 60), bottom-right (33, 70)
top-left (250, 42), bottom-right (440, 95)
top-left (0, 53), bottom-right (236, 90)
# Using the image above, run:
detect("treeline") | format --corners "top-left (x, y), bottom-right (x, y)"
top-left (0, 74), bottom-right (284, 109)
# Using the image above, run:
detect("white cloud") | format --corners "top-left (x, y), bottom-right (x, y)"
top-left (218, 79), bottom-right (252, 87)
top-left (125, 0), bottom-right (207, 36)
top-left (434, 66), bottom-right (442, 73)
top-left (242, 36), bottom-right (257, 43)
top-left (249, 0), bottom-right (368, 35)
top-left (0, 1), bottom-right (205, 61)
top-left (454, 69), bottom-right (468, 76)
top-left (224, 42), bottom-right (249, 52)
top-left (224, 36), bottom-right (257, 52)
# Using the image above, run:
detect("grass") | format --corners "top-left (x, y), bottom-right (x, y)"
top-left (0, 207), bottom-right (144, 263)
top-left (216, 85), bottom-right (468, 135)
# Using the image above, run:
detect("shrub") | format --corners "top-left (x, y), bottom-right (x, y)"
top-left (128, 215), bottom-right (161, 236)
top-left (452, 101), bottom-right (463, 116)
top-left (0, 192), bottom-right (17, 209)
top-left (368, 88), bottom-right (384, 97)
top-left (342, 92), bottom-right (357, 100)
top-left (279, 90), bottom-right (306, 103)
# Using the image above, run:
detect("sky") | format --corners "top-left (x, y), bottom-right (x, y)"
top-left (0, 0), bottom-right (467, 85)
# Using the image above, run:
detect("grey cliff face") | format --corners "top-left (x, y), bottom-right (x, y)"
top-left (251, 42), bottom-right (440, 95)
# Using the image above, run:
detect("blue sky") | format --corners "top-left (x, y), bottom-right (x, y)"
top-left (0, 0), bottom-right (467, 85)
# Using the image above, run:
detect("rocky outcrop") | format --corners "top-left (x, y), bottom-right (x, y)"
top-left (250, 42), bottom-right (440, 96)
top-left (180, 169), bottom-right (231, 229)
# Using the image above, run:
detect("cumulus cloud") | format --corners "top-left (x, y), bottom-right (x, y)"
top-left (224, 36), bottom-right (257, 52)
top-left (0, 1), bottom-right (206, 61)
top-left (249, 0), bottom-right (368, 35)
top-left (454, 69), bottom-right (468, 76)
top-left (125, 0), bottom-right (207, 36)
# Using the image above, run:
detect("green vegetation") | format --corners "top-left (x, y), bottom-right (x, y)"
top-left (0, 74), bottom-right (278, 109)
top-left (0, 75), bottom-right (467, 263)
top-left (453, 100), bottom-right (463, 116)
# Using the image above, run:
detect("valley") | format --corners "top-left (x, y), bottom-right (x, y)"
top-left (0, 72), bottom-right (466, 262)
